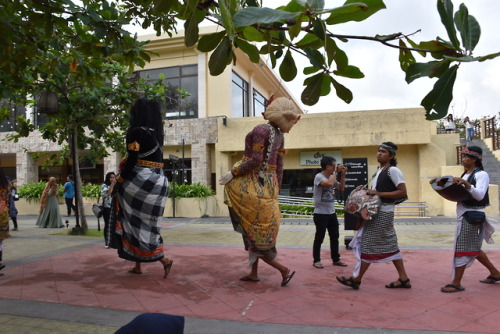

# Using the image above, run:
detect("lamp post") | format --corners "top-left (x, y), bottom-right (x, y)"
top-left (169, 154), bottom-right (179, 218)
top-left (37, 91), bottom-right (81, 230)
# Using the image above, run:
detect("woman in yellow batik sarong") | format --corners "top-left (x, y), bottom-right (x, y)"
top-left (220, 97), bottom-right (301, 287)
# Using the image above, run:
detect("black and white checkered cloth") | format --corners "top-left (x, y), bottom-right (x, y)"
top-left (456, 216), bottom-right (481, 254)
top-left (361, 211), bottom-right (399, 255)
top-left (116, 165), bottom-right (168, 261)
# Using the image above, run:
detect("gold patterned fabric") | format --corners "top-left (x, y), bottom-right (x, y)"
top-left (225, 167), bottom-right (280, 259)
top-left (137, 160), bottom-right (164, 169)
top-left (0, 187), bottom-right (11, 239)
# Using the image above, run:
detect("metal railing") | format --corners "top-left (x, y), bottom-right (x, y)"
top-left (278, 195), bottom-right (427, 218)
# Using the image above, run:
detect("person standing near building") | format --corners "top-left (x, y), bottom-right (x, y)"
top-left (7, 177), bottom-right (19, 231)
top-left (220, 97), bottom-right (301, 286)
top-left (312, 156), bottom-right (348, 269)
top-left (337, 142), bottom-right (411, 290)
top-left (101, 171), bottom-right (116, 249)
top-left (36, 177), bottom-right (64, 228)
top-left (63, 175), bottom-right (76, 217)
top-left (444, 114), bottom-right (455, 134)
top-left (464, 116), bottom-right (474, 143)
top-left (436, 146), bottom-right (500, 292)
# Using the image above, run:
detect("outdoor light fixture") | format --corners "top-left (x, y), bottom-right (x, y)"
top-left (37, 91), bottom-right (59, 114)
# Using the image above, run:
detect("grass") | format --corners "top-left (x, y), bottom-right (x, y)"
top-left (52, 228), bottom-right (104, 237)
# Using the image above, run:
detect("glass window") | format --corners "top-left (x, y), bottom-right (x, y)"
top-left (232, 72), bottom-right (249, 117)
top-left (0, 102), bottom-right (24, 132)
top-left (138, 65), bottom-right (198, 120)
top-left (253, 89), bottom-right (267, 117)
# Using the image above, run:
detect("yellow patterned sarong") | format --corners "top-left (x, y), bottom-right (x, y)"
top-left (225, 167), bottom-right (281, 260)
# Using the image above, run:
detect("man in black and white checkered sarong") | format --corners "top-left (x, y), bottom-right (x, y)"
top-left (337, 142), bottom-right (412, 290)
top-left (110, 98), bottom-right (174, 279)
top-left (438, 146), bottom-right (499, 293)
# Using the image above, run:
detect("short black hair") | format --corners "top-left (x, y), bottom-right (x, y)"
top-left (320, 156), bottom-right (336, 170)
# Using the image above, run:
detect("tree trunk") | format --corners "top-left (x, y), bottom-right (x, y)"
top-left (72, 127), bottom-right (88, 230)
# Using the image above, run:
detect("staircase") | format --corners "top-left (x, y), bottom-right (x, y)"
top-left (462, 139), bottom-right (500, 210)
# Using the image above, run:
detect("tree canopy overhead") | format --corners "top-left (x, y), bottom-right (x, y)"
top-left (1, 0), bottom-right (499, 124)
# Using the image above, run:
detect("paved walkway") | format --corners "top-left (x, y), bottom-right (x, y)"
top-left (1, 215), bottom-right (500, 333)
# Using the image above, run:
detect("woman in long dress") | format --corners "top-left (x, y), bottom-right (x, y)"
top-left (220, 97), bottom-right (301, 286)
top-left (112, 98), bottom-right (173, 278)
top-left (36, 177), bottom-right (64, 228)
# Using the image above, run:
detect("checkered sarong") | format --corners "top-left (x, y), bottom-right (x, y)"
top-left (361, 211), bottom-right (400, 259)
top-left (455, 215), bottom-right (481, 257)
top-left (115, 165), bottom-right (168, 262)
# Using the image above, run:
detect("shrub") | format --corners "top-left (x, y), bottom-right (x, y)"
top-left (17, 181), bottom-right (101, 200)
top-left (81, 183), bottom-right (101, 198)
top-left (169, 182), bottom-right (214, 198)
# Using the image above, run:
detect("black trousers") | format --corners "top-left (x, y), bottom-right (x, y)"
top-left (103, 207), bottom-right (111, 246)
top-left (65, 197), bottom-right (76, 215)
top-left (313, 213), bottom-right (341, 263)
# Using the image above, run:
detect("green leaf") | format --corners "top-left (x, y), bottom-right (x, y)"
top-left (437, 0), bottom-right (460, 50)
top-left (308, 0), bottom-right (325, 10)
top-left (301, 73), bottom-right (326, 105)
top-left (218, 0), bottom-right (234, 39)
top-left (330, 77), bottom-right (353, 103)
top-left (303, 66), bottom-right (321, 75)
top-left (303, 47), bottom-right (325, 68)
top-left (477, 52), bottom-right (500, 62)
top-left (153, 0), bottom-right (176, 12)
top-left (279, 50), bottom-right (297, 82)
top-left (326, 0), bottom-right (386, 25)
top-left (208, 36), bottom-right (232, 76)
top-left (288, 17), bottom-right (302, 40)
top-left (295, 33), bottom-right (319, 47)
top-left (184, 14), bottom-right (199, 47)
top-left (405, 60), bottom-right (451, 84)
top-left (197, 31), bottom-right (227, 52)
top-left (398, 40), bottom-right (415, 72)
top-left (242, 26), bottom-right (265, 42)
top-left (421, 65), bottom-right (458, 120)
top-left (312, 18), bottom-right (326, 40)
top-left (333, 65), bottom-right (364, 79)
top-left (454, 4), bottom-right (480, 52)
top-left (235, 38), bottom-right (260, 63)
top-left (233, 7), bottom-right (297, 28)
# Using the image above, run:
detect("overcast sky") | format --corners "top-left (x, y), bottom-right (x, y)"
top-left (133, 0), bottom-right (499, 121)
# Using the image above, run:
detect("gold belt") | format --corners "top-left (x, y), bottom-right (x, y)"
top-left (137, 159), bottom-right (164, 169)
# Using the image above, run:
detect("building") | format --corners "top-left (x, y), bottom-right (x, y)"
top-left (0, 27), bottom-right (497, 217)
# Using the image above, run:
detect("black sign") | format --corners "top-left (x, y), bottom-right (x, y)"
top-left (342, 158), bottom-right (368, 230)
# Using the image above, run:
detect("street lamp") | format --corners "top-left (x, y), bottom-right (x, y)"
top-left (169, 154), bottom-right (179, 218)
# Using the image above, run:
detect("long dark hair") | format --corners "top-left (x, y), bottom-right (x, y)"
top-left (129, 98), bottom-right (164, 145)
top-left (0, 168), bottom-right (10, 189)
top-left (381, 141), bottom-right (398, 166)
top-left (104, 172), bottom-right (116, 186)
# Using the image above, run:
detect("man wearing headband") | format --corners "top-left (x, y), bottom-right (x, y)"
top-left (337, 141), bottom-right (411, 290)
top-left (438, 146), bottom-right (500, 292)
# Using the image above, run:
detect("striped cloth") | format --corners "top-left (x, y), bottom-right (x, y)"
top-left (114, 165), bottom-right (168, 262)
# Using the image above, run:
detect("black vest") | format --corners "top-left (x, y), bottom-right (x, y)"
top-left (461, 168), bottom-right (490, 209)
top-left (376, 166), bottom-right (408, 204)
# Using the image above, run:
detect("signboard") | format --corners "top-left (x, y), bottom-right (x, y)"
top-left (300, 150), bottom-right (342, 166)
top-left (342, 158), bottom-right (368, 231)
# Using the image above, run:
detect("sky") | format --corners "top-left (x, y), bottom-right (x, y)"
top-left (131, 0), bottom-right (500, 121)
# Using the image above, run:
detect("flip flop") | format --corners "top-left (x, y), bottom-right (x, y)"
top-left (239, 276), bottom-right (260, 282)
top-left (479, 275), bottom-right (500, 284)
top-left (281, 270), bottom-right (296, 287)
top-left (332, 260), bottom-right (348, 267)
top-left (440, 284), bottom-right (465, 293)
top-left (386, 278), bottom-right (412, 289)
top-left (128, 268), bottom-right (142, 275)
top-left (313, 262), bottom-right (324, 269)
top-left (163, 260), bottom-right (173, 279)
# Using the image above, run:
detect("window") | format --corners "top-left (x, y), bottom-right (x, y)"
top-left (253, 89), bottom-right (267, 117)
top-left (163, 158), bottom-right (192, 184)
top-left (138, 65), bottom-right (198, 119)
top-left (232, 72), bottom-right (249, 117)
top-left (0, 102), bottom-right (24, 132)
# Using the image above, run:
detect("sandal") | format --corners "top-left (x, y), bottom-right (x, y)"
top-left (163, 260), bottom-right (173, 279)
top-left (479, 275), bottom-right (500, 284)
top-left (332, 260), bottom-right (348, 267)
top-left (128, 267), bottom-right (142, 275)
top-left (281, 270), bottom-right (296, 287)
top-left (0, 264), bottom-right (5, 271)
top-left (313, 262), bottom-right (324, 269)
top-left (440, 284), bottom-right (465, 293)
top-left (336, 276), bottom-right (361, 290)
top-left (385, 278), bottom-right (412, 289)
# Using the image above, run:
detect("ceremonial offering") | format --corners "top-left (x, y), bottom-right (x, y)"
top-left (430, 176), bottom-right (472, 202)
top-left (344, 188), bottom-right (381, 220)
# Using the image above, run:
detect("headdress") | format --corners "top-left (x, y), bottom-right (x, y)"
top-left (460, 147), bottom-right (482, 160)
top-left (263, 97), bottom-right (301, 133)
top-left (379, 143), bottom-right (397, 155)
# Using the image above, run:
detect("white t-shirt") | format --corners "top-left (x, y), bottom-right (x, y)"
top-left (371, 166), bottom-right (405, 212)
top-left (457, 170), bottom-right (489, 216)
